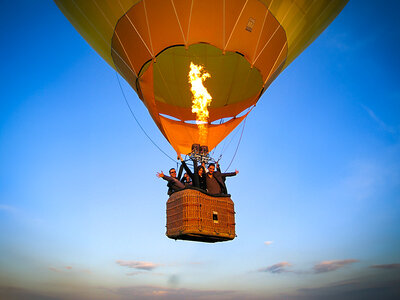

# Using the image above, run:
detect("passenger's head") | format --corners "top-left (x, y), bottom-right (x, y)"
top-left (169, 168), bottom-right (177, 178)
top-left (184, 173), bottom-right (190, 181)
top-left (198, 165), bottom-right (205, 176)
top-left (208, 163), bottom-right (215, 175)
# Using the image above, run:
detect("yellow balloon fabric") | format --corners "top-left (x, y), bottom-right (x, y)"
top-left (55, 0), bottom-right (348, 154)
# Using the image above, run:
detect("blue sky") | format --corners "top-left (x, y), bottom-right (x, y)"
top-left (1, 1), bottom-right (399, 299)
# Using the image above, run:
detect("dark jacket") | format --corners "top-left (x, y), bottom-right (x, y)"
top-left (164, 164), bottom-right (184, 195)
top-left (208, 171), bottom-right (237, 194)
top-left (198, 173), bottom-right (207, 190)
top-left (181, 159), bottom-right (207, 190)
top-left (163, 175), bottom-right (185, 195)
top-left (180, 176), bottom-right (192, 186)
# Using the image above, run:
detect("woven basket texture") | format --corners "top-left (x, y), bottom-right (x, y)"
top-left (166, 189), bottom-right (236, 243)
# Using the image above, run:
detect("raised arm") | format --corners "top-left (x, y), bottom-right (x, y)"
top-left (177, 163), bottom-right (184, 181)
top-left (156, 171), bottom-right (175, 183)
top-left (178, 154), bottom-right (194, 178)
top-left (221, 170), bottom-right (239, 178)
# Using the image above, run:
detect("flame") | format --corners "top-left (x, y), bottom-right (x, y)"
top-left (188, 62), bottom-right (212, 144)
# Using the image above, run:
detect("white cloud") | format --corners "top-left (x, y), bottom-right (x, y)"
top-left (116, 260), bottom-right (159, 271)
top-left (361, 104), bottom-right (397, 135)
top-left (259, 262), bottom-right (291, 274)
top-left (48, 265), bottom-right (91, 274)
top-left (264, 241), bottom-right (274, 246)
top-left (126, 271), bottom-right (143, 276)
top-left (313, 259), bottom-right (359, 273)
top-left (48, 267), bottom-right (63, 273)
top-left (48, 266), bottom-right (73, 273)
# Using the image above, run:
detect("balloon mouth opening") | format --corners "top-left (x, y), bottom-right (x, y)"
top-left (113, 43), bottom-right (267, 154)
top-left (136, 43), bottom-right (265, 121)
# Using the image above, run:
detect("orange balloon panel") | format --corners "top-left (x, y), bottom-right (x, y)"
top-left (55, 0), bottom-right (348, 154)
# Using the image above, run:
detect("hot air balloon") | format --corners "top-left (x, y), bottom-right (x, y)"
top-left (55, 0), bottom-right (348, 243)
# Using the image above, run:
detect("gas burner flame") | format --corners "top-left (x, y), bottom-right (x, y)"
top-left (188, 62), bottom-right (212, 144)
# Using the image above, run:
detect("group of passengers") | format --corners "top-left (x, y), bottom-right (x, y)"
top-left (156, 155), bottom-right (239, 196)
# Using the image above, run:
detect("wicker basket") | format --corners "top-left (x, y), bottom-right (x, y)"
top-left (166, 188), bottom-right (236, 243)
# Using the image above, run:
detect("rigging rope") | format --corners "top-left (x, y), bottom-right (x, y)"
top-left (219, 119), bottom-right (243, 157)
top-left (224, 116), bottom-right (248, 172)
top-left (115, 72), bottom-right (176, 163)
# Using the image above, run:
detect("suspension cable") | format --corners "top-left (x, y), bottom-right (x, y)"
top-left (224, 116), bottom-right (248, 172)
top-left (115, 72), bottom-right (176, 163)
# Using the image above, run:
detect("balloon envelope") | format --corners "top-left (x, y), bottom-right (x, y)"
top-left (55, 0), bottom-right (348, 154)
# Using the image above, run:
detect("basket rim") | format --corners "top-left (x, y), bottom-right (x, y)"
top-left (170, 186), bottom-right (231, 198)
